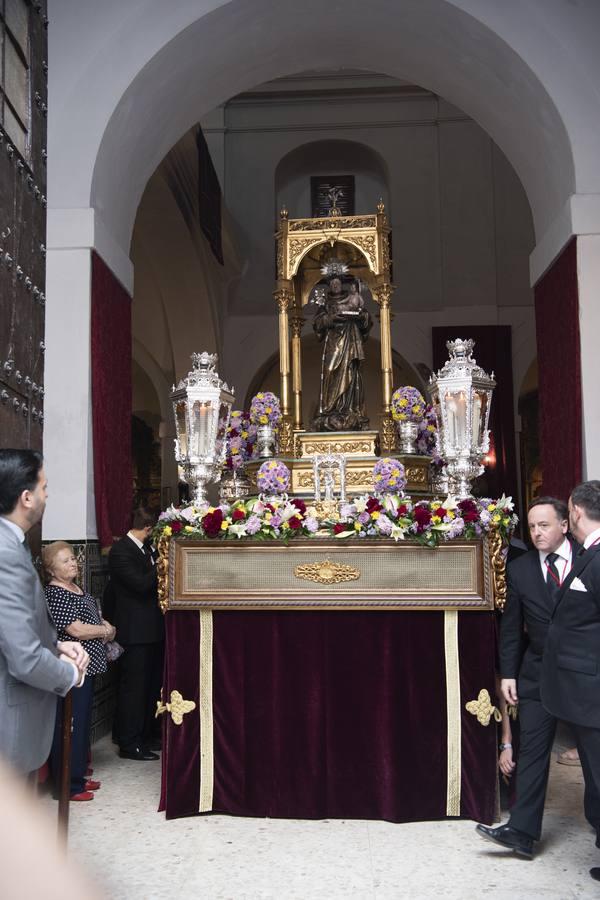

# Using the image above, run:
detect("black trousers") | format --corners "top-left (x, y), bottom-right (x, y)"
top-left (50, 675), bottom-right (94, 796)
top-left (116, 642), bottom-right (163, 752)
top-left (569, 722), bottom-right (600, 837)
top-left (508, 695), bottom-right (557, 840)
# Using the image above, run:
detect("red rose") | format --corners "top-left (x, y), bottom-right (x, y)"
top-left (291, 498), bottom-right (306, 516)
top-left (433, 507), bottom-right (445, 518)
top-left (463, 510), bottom-right (479, 523)
top-left (266, 503), bottom-right (276, 514)
top-left (397, 504), bottom-right (408, 516)
top-left (171, 520), bottom-right (183, 534)
top-left (202, 508), bottom-right (224, 537)
top-left (333, 523), bottom-right (347, 535)
top-left (232, 508), bottom-right (246, 522)
top-left (458, 499), bottom-right (478, 515)
top-left (288, 516), bottom-right (301, 530)
top-left (366, 497), bottom-right (382, 513)
top-left (414, 505), bottom-right (432, 532)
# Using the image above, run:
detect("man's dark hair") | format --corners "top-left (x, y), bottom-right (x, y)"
top-left (131, 506), bottom-right (156, 530)
top-left (570, 480), bottom-right (600, 522)
top-left (0, 449), bottom-right (43, 515)
top-left (528, 495), bottom-right (568, 522)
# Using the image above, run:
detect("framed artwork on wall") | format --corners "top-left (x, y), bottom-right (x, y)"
top-left (311, 175), bottom-right (355, 217)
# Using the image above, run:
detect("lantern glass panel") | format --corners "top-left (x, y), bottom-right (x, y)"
top-left (175, 401), bottom-right (188, 457)
top-left (471, 390), bottom-right (488, 449)
top-left (444, 390), bottom-right (468, 449)
top-left (215, 401), bottom-right (230, 462)
top-left (190, 400), bottom-right (212, 458)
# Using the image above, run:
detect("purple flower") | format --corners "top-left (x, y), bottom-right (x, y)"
top-left (270, 513), bottom-right (282, 528)
top-left (375, 513), bottom-right (393, 535)
top-left (304, 516), bottom-right (319, 533)
top-left (358, 511), bottom-right (370, 525)
top-left (245, 515), bottom-right (261, 535)
top-left (447, 517), bottom-right (465, 538)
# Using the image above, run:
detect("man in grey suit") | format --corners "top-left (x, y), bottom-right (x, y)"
top-left (0, 449), bottom-right (89, 776)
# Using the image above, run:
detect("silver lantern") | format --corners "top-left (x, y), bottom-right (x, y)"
top-left (171, 352), bottom-right (235, 505)
top-left (429, 339), bottom-right (496, 499)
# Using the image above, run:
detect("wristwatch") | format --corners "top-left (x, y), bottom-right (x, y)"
top-left (499, 742), bottom-right (512, 751)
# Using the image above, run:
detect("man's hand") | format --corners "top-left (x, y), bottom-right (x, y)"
top-left (499, 746), bottom-right (515, 777)
top-left (501, 678), bottom-right (518, 706)
top-left (57, 640), bottom-right (89, 674)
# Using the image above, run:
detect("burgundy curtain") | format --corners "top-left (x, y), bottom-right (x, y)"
top-left (432, 326), bottom-right (517, 501)
top-left (534, 239), bottom-right (582, 500)
top-left (91, 252), bottom-right (133, 548)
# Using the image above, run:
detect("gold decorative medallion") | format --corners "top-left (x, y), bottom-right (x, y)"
top-left (294, 559), bottom-right (360, 585)
top-left (155, 689), bottom-right (196, 725)
top-left (465, 689), bottom-right (502, 726)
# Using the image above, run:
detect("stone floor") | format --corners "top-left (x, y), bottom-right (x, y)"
top-left (44, 734), bottom-right (599, 900)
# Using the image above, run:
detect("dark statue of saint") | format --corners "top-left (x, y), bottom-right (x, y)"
top-left (312, 276), bottom-right (373, 431)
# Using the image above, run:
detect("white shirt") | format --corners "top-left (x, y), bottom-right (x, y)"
top-left (583, 526), bottom-right (600, 550)
top-left (539, 537), bottom-right (572, 584)
top-left (0, 517), bottom-right (25, 543)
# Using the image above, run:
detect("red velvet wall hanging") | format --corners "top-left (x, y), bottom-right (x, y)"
top-left (432, 326), bottom-right (517, 503)
top-left (534, 238), bottom-right (582, 500)
top-left (91, 252), bottom-right (132, 547)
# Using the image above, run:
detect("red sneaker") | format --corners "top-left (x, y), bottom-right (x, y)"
top-left (85, 779), bottom-right (101, 791)
top-left (70, 791), bottom-right (94, 801)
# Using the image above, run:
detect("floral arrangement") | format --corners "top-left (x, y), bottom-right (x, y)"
top-left (224, 410), bottom-right (257, 470)
top-left (155, 496), bottom-right (319, 541)
top-left (332, 493), bottom-right (518, 547)
top-left (391, 386), bottom-right (426, 423)
top-left (416, 404), bottom-right (441, 458)
top-left (154, 493), bottom-right (517, 548)
top-left (249, 391), bottom-right (281, 428)
top-left (373, 458), bottom-right (406, 494)
top-left (256, 459), bottom-right (290, 495)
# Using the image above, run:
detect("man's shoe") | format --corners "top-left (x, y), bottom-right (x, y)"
top-left (70, 790), bottom-right (94, 801)
top-left (85, 779), bottom-right (101, 791)
top-left (119, 747), bottom-right (159, 761)
top-left (590, 868), bottom-right (600, 882)
top-left (475, 823), bottom-right (534, 859)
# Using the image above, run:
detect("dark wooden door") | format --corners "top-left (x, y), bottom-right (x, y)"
top-left (0, 0), bottom-right (47, 450)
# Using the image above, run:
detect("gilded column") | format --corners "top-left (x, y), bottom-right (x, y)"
top-left (274, 288), bottom-right (294, 454)
top-left (374, 283), bottom-right (396, 452)
top-left (290, 308), bottom-right (304, 431)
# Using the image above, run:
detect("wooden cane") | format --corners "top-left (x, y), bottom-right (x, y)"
top-left (57, 689), bottom-right (73, 839)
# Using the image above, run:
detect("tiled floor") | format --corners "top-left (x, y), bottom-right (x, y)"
top-left (45, 735), bottom-right (599, 899)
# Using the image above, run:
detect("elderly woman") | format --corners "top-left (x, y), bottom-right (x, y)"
top-left (43, 541), bottom-right (116, 801)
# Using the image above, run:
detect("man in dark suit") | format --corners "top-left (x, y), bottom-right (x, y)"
top-left (541, 480), bottom-right (600, 884)
top-left (476, 496), bottom-right (578, 858)
top-left (0, 449), bottom-right (88, 776)
top-left (109, 507), bottom-right (164, 761)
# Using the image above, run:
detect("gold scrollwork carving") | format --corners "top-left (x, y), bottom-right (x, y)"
top-left (278, 415), bottom-right (295, 455)
top-left (289, 216), bottom-right (377, 232)
top-left (489, 527), bottom-right (508, 610)
top-left (156, 689), bottom-right (196, 725)
top-left (157, 535), bottom-right (170, 614)
top-left (465, 689), bottom-right (502, 727)
top-left (294, 559), bottom-right (360, 585)
top-left (380, 416), bottom-right (397, 452)
top-left (347, 234), bottom-right (377, 271)
top-left (288, 237), bottom-right (320, 275)
top-left (405, 466), bottom-right (428, 485)
top-left (301, 440), bottom-right (374, 456)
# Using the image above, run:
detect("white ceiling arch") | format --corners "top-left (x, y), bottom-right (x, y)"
top-left (49, 0), bottom-right (600, 266)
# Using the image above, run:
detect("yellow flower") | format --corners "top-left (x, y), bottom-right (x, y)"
top-left (282, 522), bottom-right (289, 530)
top-left (371, 511), bottom-right (380, 520)
top-left (184, 525), bottom-right (194, 533)
top-left (221, 520), bottom-right (229, 531)
top-left (354, 521), bottom-right (362, 531)
top-left (487, 503), bottom-right (496, 511)
top-left (399, 398), bottom-right (408, 407)
top-left (389, 477), bottom-right (396, 485)
top-left (431, 515), bottom-right (441, 525)
top-left (398, 413), bottom-right (407, 421)
top-left (265, 513), bottom-right (272, 522)
top-left (259, 415), bottom-right (268, 425)
top-left (268, 461), bottom-right (277, 469)
top-left (447, 510), bottom-right (455, 520)
top-left (412, 404), bottom-right (421, 414)
top-left (231, 447), bottom-right (239, 454)
top-left (276, 476), bottom-right (285, 483)
top-left (392, 468), bottom-right (400, 477)
top-left (503, 517), bottom-right (511, 526)
top-left (163, 525), bottom-right (172, 537)
top-left (265, 406), bottom-right (272, 414)
top-left (427, 425), bottom-right (435, 433)
top-left (208, 506), bottom-right (215, 514)
top-left (492, 514), bottom-right (501, 524)
top-left (241, 431), bottom-right (248, 439)
top-left (257, 392), bottom-right (264, 399)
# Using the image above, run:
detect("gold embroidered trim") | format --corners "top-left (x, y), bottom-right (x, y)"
top-left (294, 559), bottom-right (360, 585)
top-left (199, 609), bottom-right (214, 813)
top-left (444, 611), bottom-right (462, 816)
top-left (155, 690), bottom-right (196, 725)
top-left (465, 689), bottom-right (503, 726)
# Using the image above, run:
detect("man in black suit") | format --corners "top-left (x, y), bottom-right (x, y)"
top-left (476, 496), bottom-right (578, 858)
top-left (109, 507), bottom-right (164, 761)
top-left (541, 480), bottom-right (600, 883)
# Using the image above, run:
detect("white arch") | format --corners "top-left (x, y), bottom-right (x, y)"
top-left (48, 0), bottom-right (600, 272)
